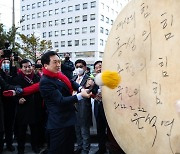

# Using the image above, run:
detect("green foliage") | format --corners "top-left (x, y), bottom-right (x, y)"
top-left (0, 24), bottom-right (52, 62)
top-left (17, 33), bottom-right (52, 62)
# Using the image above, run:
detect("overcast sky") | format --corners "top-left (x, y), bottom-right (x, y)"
top-left (0, 0), bottom-right (20, 28)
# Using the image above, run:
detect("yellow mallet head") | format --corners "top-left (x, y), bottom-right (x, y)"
top-left (95, 70), bottom-right (121, 89)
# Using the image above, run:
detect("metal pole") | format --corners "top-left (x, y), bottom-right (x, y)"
top-left (12, 0), bottom-right (15, 49)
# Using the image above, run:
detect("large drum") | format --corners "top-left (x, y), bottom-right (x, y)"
top-left (102, 0), bottom-right (180, 153)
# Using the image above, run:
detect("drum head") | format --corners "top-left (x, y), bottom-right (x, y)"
top-left (102, 0), bottom-right (180, 153)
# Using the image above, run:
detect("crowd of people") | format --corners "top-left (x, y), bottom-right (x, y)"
top-left (0, 50), bottom-right (125, 154)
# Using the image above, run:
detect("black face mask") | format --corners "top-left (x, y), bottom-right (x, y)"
top-left (65, 57), bottom-right (70, 61)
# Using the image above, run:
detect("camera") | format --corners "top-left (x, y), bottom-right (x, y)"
top-left (2, 41), bottom-right (18, 61)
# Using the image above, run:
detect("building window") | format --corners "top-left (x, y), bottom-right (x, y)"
top-left (82, 27), bottom-right (87, 34)
top-left (32, 24), bottom-right (35, 29)
top-left (55, 9), bottom-right (59, 14)
top-left (49, 10), bottom-right (53, 16)
top-left (61, 7), bottom-right (66, 13)
top-left (43, 32), bottom-right (46, 38)
top-left (106, 6), bottom-right (109, 12)
top-left (82, 15), bottom-right (87, 21)
top-left (32, 3), bottom-right (35, 9)
top-left (43, 1), bottom-right (47, 6)
top-left (75, 28), bottom-right (79, 34)
top-left (105, 29), bottom-right (109, 35)
top-left (100, 27), bottom-right (104, 33)
top-left (82, 39), bottom-right (87, 46)
top-left (83, 3), bottom-right (88, 9)
top-left (43, 11), bottom-right (47, 17)
top-left (90, 26), bottom-right (95, 33)
top-left (90, 38), bottom-right (95, 45)
top-left (90, 14), bottom-right (95, 20)
top-left (68, 41), bottom-right (72, 47)
top-left (49, 31), bottom-right (52, 37)
top-left (49, 0), bottom-right (53, 5)
top-left (37, 12), bottom-right (41, 18)
top-left (68, 29), bottom-right (72, 35)
top-left (111, 9), bottom-right (114, 14)
top-left (22, 6), bottom-right (25, 11)
top-left (49, 21), bottom-right (53, 26)
top-left (55, 0), bottom-right (59, 3)
top-left (106, 17), bottom-right (109, 24)
top-left (27, 15), bottom-right (30, 20)
top-left (111, 20), bottom-right (113, 25)
top-left (101, 3), bottom-right (104, 9)
top-left (55, 31), bottom-right (59, 37)
top-left (68, 17), bottom-right (73, 24)
top-left (55, 20), bottom-right (59, 26)
top-left (75, 4), bottom-right (80, 11)
top-left (43, 22), bottom-right (46, 27)
top-left (62, 0), bottom-right (65, 2)
top-left (27, 5), bottom-right (30, 10)
top-left (22, 25), bottom-right (25, 31)
top-left (75, 40), bottom-right (79, 46)
top-left (37, 23), bottom-right (41, 28)
top-left (61, 30), bottom-right (65, 36)
top-left (75, 16), bottom-right (80, 23)
top-left (91, 1), bottom-right (96, 8)
top-left (101, 15), bottom-right (104, 21)
top-left (100, 39), bottom-right (103, 46)
top-left (37, 2), bottom-right (41, 8)
top-left (27, 24), bottom-right (30, 30)
top-left (61, 18), bottom-right (65, 25)
top-left (32, 13), bottom-right (35, 19)
top-left (68, 6), bottom-right (73, 12)
top-left (61, 41), bottom-right (65, 47)
top-left (54, 42), bottom-right (59, 48)
top-left (21, 15), bottom-right (25, 22)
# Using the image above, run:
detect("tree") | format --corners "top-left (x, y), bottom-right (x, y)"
top-left (0, 23), bottom-right (18, 52)
top-left (17, 33), bottom-right (52, 62)
top-left (0, 23), bottom-right (8, 49)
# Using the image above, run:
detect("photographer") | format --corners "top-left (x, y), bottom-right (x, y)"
top-left (0, 72), bottom-right (22, 154)
top-left (0, 56), bottom-right (18, 152)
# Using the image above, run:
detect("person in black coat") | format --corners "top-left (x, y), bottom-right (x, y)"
top-left (39, 51), bottom-right (92, 154)
top-left (0, 58), bottom-right (17, 152)
top-left (13, 59), bottom-right (42, 154)
top-left (61, 52), bottom-right (75, 79)
top-left (0, 76), bottom-right (22, 154)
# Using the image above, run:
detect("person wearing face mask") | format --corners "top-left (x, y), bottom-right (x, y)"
top-left (73, 59), bottom-right (98, 154)
top-left (0, 58), bottom-right (17, 152)
top-left (12, 59), bottom-right (42, 154)
top-left (61, 52), bottom-right (75, 79)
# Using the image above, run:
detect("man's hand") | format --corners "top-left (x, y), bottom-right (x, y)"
top-left (19, 98), bottom-right (26, 104)
top-left (80, 89), bottom-right (92, 98)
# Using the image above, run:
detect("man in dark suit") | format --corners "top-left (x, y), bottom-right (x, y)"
top-left (73, 59), bottom-right (98, 154)
top-left (39, 51), bottom-right (91, 154)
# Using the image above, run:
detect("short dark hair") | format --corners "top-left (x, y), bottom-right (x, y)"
top-left (94, 60), bottom-right (102, 69)
top-left (41, 51), bottom-right (59, 66)
top-left (19, 59), bottom-right (32, 68)
top-left (64, 52), bottom-right (70, 56)
top-left (75, 59), bottom-right (86, 67)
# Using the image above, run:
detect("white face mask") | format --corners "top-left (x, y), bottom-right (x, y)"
top-left (75, 68), bottom-right (84, 75)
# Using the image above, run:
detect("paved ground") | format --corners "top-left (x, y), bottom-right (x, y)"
top-left (1, 143), bottom-right (100, 154)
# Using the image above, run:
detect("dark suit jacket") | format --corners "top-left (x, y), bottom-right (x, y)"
top-left (13, 74), bottom-right (42, 125)
top-left (39, 75), bottom-right (79, 129)
top-left (72, 74), bottom-right (98, 127)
